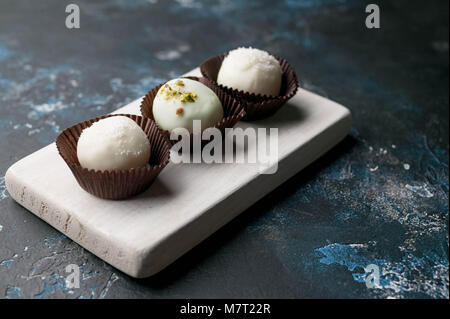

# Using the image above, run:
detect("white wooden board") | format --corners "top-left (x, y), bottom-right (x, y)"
top-left (5, 68), bottom-right (351, 278)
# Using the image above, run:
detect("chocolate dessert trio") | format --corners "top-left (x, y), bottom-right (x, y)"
top-left (56, 47), bottom-right (299, 199)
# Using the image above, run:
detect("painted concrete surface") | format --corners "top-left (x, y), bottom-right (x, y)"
top-left (0, 0), bottom-right (448, 298)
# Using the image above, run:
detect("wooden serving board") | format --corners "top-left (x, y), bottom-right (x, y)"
top-left (5, 68), bottom-right (351, 278)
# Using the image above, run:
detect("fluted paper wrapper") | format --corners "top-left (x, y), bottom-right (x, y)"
top-left (200, 52), bottom-right (299, 120)
top-left (56, 114), bottom-right (171, 200)
top-left (140, 76), bottom-right (246, 146)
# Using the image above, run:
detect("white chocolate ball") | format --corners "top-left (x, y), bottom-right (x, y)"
top-left (77, 116), bottom-right (151, 171)
top-left (217, 47), bottom-right (282, 96)
top-left (153, 78), bottom-right (223, 133)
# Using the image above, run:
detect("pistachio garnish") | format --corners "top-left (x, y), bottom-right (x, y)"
top-left (160, 81), bottom-right (198, 103)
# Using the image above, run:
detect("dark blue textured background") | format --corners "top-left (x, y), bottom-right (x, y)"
top-left (0, 0), bottom-right (448, 298)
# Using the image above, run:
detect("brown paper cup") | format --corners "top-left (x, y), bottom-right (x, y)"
top-left (140, 76), bottom-right (246, 146)
top-left (56, 114), bottom-right (171, 200)
top-left (200, 52), bottom-right (299, 120)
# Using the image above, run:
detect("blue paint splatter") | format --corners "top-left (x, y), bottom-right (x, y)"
top-left (5, 285), bottom-right (21, 299)
top-left (0, 258), bottom-right (14, 269)
top-left (0, 43), bottom-right (14, 61)
top-left (316, 242), bottom-right (382, 271)
top-left (316, 242), bottom-right (449, 298)
top-left (33, 274), bottom-right (67, 299)
top-left (43, 234), bottom-right (67, 249)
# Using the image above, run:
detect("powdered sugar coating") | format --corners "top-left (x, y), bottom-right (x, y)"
top-left (77, 116), bottom-right (151, 171)
top-left (217, 47), bottom-right (282, 96)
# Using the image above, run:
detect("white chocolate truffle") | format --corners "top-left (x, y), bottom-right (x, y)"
top-left (153, 78), bottom-right (223, 133)
top-left (77, 116), bottom-right (151, 171)
top-left (217, 47), bottom-right (282, 96)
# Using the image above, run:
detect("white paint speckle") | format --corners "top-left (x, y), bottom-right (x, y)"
top-left (379, 148), bottom-right (388, 155)
top-left (156, 50), bottom-right (181, 61)
top-left (28, 128), bottom-right (41, 136)
top-left (0, 225), bottom-right (3, 232)
top-left (392, 144), bottom-right (396, 149)
top-left (110, 78), bottom-right (123, 92)
top-left (175, 0), bottom-right (201, 8)
top-left (405, 184), bottom-right (434, 198)
top-left (155, 44), bottom-right (190, 61)
top-left (32, 101), bottom-right (67, 113)
top-left (45, 120), bottom-right (60, 133)
top-left (403, 163), bottom-right (410, 170)
top-left (27, 111), bottom-right (39, 120)
top-left (369, 166), bottom-right (379, 172)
